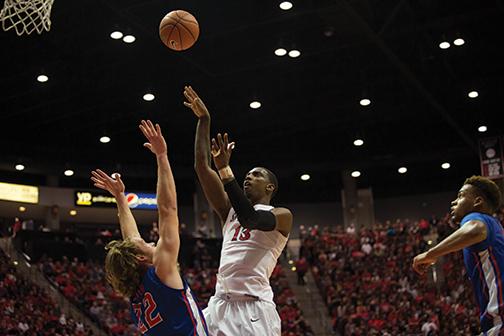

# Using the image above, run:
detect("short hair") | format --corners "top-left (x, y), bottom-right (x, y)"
top-left (259, 167), bottom-right (278, 198)
top-left (464, 175), bottom-right (502, 212)
top-left (105, 239), bottom-right (142, 298)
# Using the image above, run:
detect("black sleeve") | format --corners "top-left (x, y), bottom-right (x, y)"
top-left (223, 178), bottom-right (276, 231)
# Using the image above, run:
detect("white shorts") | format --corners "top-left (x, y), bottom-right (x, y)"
top-left (203, 296), bottom-right (281, 336)
top-left (482, 324), bottom-right (503, 336)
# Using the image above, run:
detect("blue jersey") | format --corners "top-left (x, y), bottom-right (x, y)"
top-left (462, 212), bottom-right (504, 332)
top-left (130, 267), bottom-right (208, 336)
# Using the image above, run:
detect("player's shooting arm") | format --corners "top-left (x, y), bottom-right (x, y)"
top-left (212, 133), bottom-right (292, 236)
top-left (90, 170), bottom-right (141, 239)
top-left (184, 86), bottom-right (231, 222)
top-left (426, 220), bottom-right (487, 259)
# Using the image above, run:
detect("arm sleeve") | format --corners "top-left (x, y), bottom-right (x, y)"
top-left (223, 178), bottom-right (276, 231)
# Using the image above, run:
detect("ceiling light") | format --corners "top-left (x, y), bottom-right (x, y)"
top-left (279, 1), bottom-right (293, 10)
top-left (143, 93), bottom-right (155, 101)
top-left (351, 171), bottom-right (361, 178)
top-left (249, 101), bottom-right (261, 109)
top-left (64, 169), bottom-right (74, 176)
top-left (100, 136), bottom-right (111, 143)
top-left (288, 49), bottom-right (300, 58)
top-left (19, 206), bottom-right (26, 212)
top-left (300, 174), bottom-right (310, 181)
top-left (468, 91), bottom-right (478, 98)
top-left (37, 75), bottom-right (48, 82)
top-left (453, 38), bottom-right (465, 46)
top-left (439, 41), bottom-right (450, 49)
top-left (274, 48), bottom-right (287, 56)
top-left (478, 125), bottom-right (487, 133)
top-left (441, 162), bottom-right (451, 170)
top-left (110, 31), bottom-right (123, 40)
top-left (360, 98), bottom-right (371, 106)
top-left (398, 167), bottom-right (408, 174)
top-left (123, 35), bottom-right (136, 43)
top-left (353, 139), bottom-right (364, 146)
top-left (15, 164), bottom-right (25, 171)
top-left (69, 210), bottom-right (77, 216)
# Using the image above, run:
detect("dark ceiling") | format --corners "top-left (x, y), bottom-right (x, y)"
top-left (1, 0), bottom-right (502, 205)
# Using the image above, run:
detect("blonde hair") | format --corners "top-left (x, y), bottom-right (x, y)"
top-left (104, 239), bottom-right (143, 298)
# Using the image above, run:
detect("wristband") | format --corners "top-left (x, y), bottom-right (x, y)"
top-left (218, 166), bottom-right (234, 180)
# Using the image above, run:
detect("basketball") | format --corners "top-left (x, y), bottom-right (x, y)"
top-left (159, 10), bottom-right (199, 51)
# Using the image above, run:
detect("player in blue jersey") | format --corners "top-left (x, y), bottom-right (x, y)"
top-left (413, 175), bottom-right (503, 335)
top-left (90, 120), bottom-right (208, 336)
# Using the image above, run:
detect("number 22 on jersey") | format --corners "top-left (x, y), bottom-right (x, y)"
top-left (231, 225), bottom-right (251, 241)
top-left (132, 292), bottom-right (163, 333)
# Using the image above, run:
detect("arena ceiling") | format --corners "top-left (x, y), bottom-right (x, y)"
top-left (0, 0), bottom-right (502, 205)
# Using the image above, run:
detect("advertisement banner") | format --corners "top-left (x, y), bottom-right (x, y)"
top-left (75, 190), bottom-right (157, 210)
top-left (0, 182), bottom-right (39, 204)
top-left (479, 136), bottom-right (504, 179)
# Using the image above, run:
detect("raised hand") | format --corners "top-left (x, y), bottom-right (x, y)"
top-left (91, 169), bottom-right (125, 197)
top-left (139, 120), bottom-right (167, 156)
top-left (183, 85), bottom-right (210, 119)
top-left (211, 133), bottom-right (235, 170)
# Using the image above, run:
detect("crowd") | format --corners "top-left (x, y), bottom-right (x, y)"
top-left (299, 214), bottom-right (488, 335)
top-left (40, 236), bottom-right (311, 336)
top-left (0, 250), bottom-right (94, 336)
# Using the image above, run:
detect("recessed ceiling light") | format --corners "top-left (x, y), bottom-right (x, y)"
top-left (110, 31), bottom-right (123, 40)
top-left (143, 93), bottom-right (155, 101)
top-left (249, 101), bottom-right (261, 109)
top-left (288, 49), bottom-right (300, 58)
top-left (15, 164), bottom-right (25, 171)
top-left (274, 48), bottom-right (287, 56)
top-left (353, 139), bottom-right (364, 146)
top-left (300, 174), bottom-right (310, 181)
top-left (478, 125), bottom-right (487, 133)
top-left (439, 41), bottom-right (450, 49)
top-left (453, 38), bottom-right (465, 46)
top-left (398, 167), bottom-right (408, 174)
top-left (19, 206), bottom-right (26, 212)
top-left (100, 136), bottom-right (111, 143)
top-left (123, 35), bottom-right (136, 43)
top-left (37, 75), bottom-right (48, 82)
top-left (468, 91), bottom-right (478, 98)
top-left (351, 170), bottom-right (361, 178)
top-left (279, 1), bottom-right (293, 10)
top-left (360, 98), bottom-right (371, 106)
top-left (64, 169), bottom-right (74, 176)
top-left (69, 210), bottom-right (77, 216)
top-left (441, 162), bottom-right (451, 170)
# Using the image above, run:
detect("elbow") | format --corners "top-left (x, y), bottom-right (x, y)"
top-left (158, 203), bottom-right (177, 216)
top-left (194, 162), bottom-right (210, 174)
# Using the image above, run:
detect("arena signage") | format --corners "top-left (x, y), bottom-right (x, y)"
top-left (75, 190), bottom-right (157, 210)
top-left (0, 182), bottom-right (39, 204)
top-left (479, 136), bottom-right (504, 179)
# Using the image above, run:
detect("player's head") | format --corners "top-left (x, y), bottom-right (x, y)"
top-left (243, 167), bottom-right (278, 203)
top-left (104, 238), bottom-right (155, 297)
top-left (451, 175), bottom-right (502, 223)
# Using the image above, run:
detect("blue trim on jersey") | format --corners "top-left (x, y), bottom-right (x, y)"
top-left (462, 212), bottom-right (504, 332)
top-left (129, 267), bottom-right (209, 336)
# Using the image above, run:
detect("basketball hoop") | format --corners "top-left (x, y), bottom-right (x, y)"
top-left (0, 0), bottom-right (55, 35)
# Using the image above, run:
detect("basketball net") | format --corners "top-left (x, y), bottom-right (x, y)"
top-left (0, 0), bottom-right (55, 35)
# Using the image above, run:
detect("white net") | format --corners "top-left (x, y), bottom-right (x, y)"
top-left (0, 0), bottom-right (55, 35)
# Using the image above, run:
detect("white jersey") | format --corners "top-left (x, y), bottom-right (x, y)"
top-left (215, 204), bottom-right (288, 303)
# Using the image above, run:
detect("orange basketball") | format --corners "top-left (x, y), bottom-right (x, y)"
top-left (159, 10), bottom-right (199, 51)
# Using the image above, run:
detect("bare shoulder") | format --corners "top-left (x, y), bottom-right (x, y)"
top-left (272, 207), bottom-right (293, 237)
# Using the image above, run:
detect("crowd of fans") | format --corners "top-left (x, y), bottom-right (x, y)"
top-left (40, 236), bottom-right (312, 336)
top-left (0, 250), bottom-right (94, 335)
top-left (299, 214), bottom-right (489, 335)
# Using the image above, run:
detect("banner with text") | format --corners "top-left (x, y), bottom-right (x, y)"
top-left (75, 190), bottom-right (157, 210)
top-left (0, 182), bottom-right (39, 204)
top-left (479, 136), bottom-right (504, 179)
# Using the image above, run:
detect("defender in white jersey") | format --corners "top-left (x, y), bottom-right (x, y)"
top-left (184, 86), bottom-right (293, 336)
